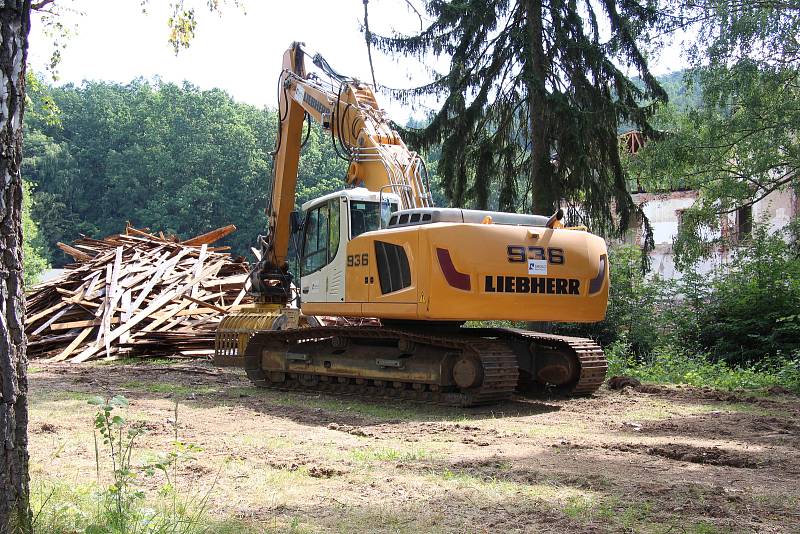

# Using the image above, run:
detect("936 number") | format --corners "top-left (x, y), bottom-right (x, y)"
top-left (507, 246), bottom-right (564, 265)
top-left (347, 253), bottom-right (369, 267)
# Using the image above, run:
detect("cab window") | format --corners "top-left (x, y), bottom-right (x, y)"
top-left (350, 200), bottom-right (398, 238)
top-left (328, 199), bottom-right (340, 262)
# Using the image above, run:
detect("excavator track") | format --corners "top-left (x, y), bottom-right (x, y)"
top-left (496, 329), bottom-right (608, 395)
top-left (241, 325), bottom-right (606, 407)
top-left (244, 326), bottom-right (518, 407)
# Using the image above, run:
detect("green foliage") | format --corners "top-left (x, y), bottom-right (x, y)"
top-left (695, 222), bottom-right (800, 365)
top-left (631, 3), bottom-right (799, 264)
top-left (22, 180), bottom-right (50, 285)
top-left (24, 77), bottom-right (345, 266)
top-left (32, 394), bottom-right (216, 533)
top-left (607, 339), bottom-right (800, 393)
top-left (371, 0), bottom-right (666, 237)
top-left (88, 394), bottom-right (144, 530)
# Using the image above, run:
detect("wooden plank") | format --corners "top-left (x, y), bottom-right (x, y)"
top-left (82, 271), bottom-right (103, 300)
top-left (57, 242), bottom-right (92, 262)
top-left (173, 307), bottom-right (218, 317)
top-left (55, 287), bottom-right (80, 297)
top-left (51, 317), bottom-right (120, 330)
top-left (181, 294), bottom-right (227, 313)
top-left (104, 247), bottom-right (124, 357)
top-left (230, 276), bottom-right (250, 308)
top-left (200, 273), bottom-right (247, 288)
top-left (25, 301), bottom-right (67, 326)
top-left (182, 225), bottom-right (236, 246)
top-left (190, 245), bottom-right (207, 299)
top-left (73, 299), bottom-right (101, 309)
top-left (119, 289), bottom-right (132, 344)
top-left (30, 306), bottom-right (73, 336)
top-left (129, 249), bottom-right (189, 313)
top-left (125, 225), bottom-right (166, 242)
top-left (71, 260), bottom-right (223, 363)
top-left (140, 299), bottom-right (191, 332)
top-left (47, 328), bottom-right (94, 362)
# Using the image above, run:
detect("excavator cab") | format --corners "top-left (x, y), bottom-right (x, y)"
top-left (297, 188), bottom-right (400, 306)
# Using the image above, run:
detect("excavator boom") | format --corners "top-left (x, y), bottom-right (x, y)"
top-left (252, 43), bottom-right (432, 302)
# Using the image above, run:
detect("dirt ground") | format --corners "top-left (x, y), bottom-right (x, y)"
top-left (27, 360), bottom-right (800, 533)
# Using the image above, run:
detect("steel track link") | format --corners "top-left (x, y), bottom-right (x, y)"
top-left (495, 328), bottom-right (608, 395)
top-left (243, 326), bottom-right (519, 407)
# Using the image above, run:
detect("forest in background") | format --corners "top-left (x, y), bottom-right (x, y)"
top-left (22, 75), bottom-right (347, 269)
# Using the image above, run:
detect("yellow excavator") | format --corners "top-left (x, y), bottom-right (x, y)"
top-left (214, 43), bottom-right (609, 406)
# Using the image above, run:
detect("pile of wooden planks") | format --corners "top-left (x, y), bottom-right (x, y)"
top-left (26, 224), bottom-right (251, 362)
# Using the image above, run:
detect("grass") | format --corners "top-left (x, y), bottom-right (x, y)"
top-left (120, 380), bottom-right (218, 396)
top-left (26, 357), bottom-right (799, 533)
top-left (350, 446), bottom-right (437, 464)
top-left (29, 478), bottom-right (311, 534)
top-left (327, 505), bottom-right (443, 534)
top-left (621, 398), bottom-right (782, 421)
top-left (430, 467), bottom-right (593, 503)
top-left (607, 342), bottom-right (800, 394)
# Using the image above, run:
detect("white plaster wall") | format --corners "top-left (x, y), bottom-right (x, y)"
top-left (630, 187), bottom-right (796, 280)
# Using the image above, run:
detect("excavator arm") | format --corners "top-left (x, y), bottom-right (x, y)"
top-left (252, 42), bottom-right (433, 303)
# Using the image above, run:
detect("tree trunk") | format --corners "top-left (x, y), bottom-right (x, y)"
top-left (0, 1), bottom-right (32, 533)
top-left (524, 0), bottom-right (556, 216)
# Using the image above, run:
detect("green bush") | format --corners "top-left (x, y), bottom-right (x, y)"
top-left (607, 338), bottom-right (800, 393)
top-left (695, 222), bottom-right (800, 365)
top-left (22, 180), bottom-right (50, 285)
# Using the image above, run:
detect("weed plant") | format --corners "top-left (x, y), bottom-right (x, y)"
top-left (606, 334), bottom-right (800, 393)
top-left (31, 395), bottom-right (219, 534)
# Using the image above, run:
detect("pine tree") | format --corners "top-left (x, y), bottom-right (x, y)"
top-left (370, 0), bottom-right (667, 234)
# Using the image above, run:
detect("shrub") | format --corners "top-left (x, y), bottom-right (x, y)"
top-left (607, 340), bottom-right (800, 393)
top-left (695, 222), bottom-right (800, 365)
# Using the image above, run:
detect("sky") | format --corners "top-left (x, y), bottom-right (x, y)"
top-left (28, 1), bottom-right (689, 122)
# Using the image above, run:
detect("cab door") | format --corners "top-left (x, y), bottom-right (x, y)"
top-left (300, 198), bottom-right (345, 303)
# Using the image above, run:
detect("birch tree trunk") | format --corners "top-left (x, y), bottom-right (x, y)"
top-left (0, 1), bottom-right (32, 532)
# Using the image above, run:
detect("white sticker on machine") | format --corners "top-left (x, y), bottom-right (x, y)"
top-left (294, 85), bottom-right (305, 104)
top-left (528, 259), bottom-right (548, 276)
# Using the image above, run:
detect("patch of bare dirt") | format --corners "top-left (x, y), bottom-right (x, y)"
top-left (640, 413), bottom-right (800, 450)
top-left (27, 360), bottom-right (800, 533)
top-left (608, 442), bottom-right (766, 468)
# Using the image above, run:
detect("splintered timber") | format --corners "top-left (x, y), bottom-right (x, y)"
top-left (484, 275), bottom-right (581, 295)
top-left (25, 223), bottom-right (252, 362)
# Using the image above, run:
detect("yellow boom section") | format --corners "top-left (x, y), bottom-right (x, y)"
top-left (268, 43), bottom-right (433, 271)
